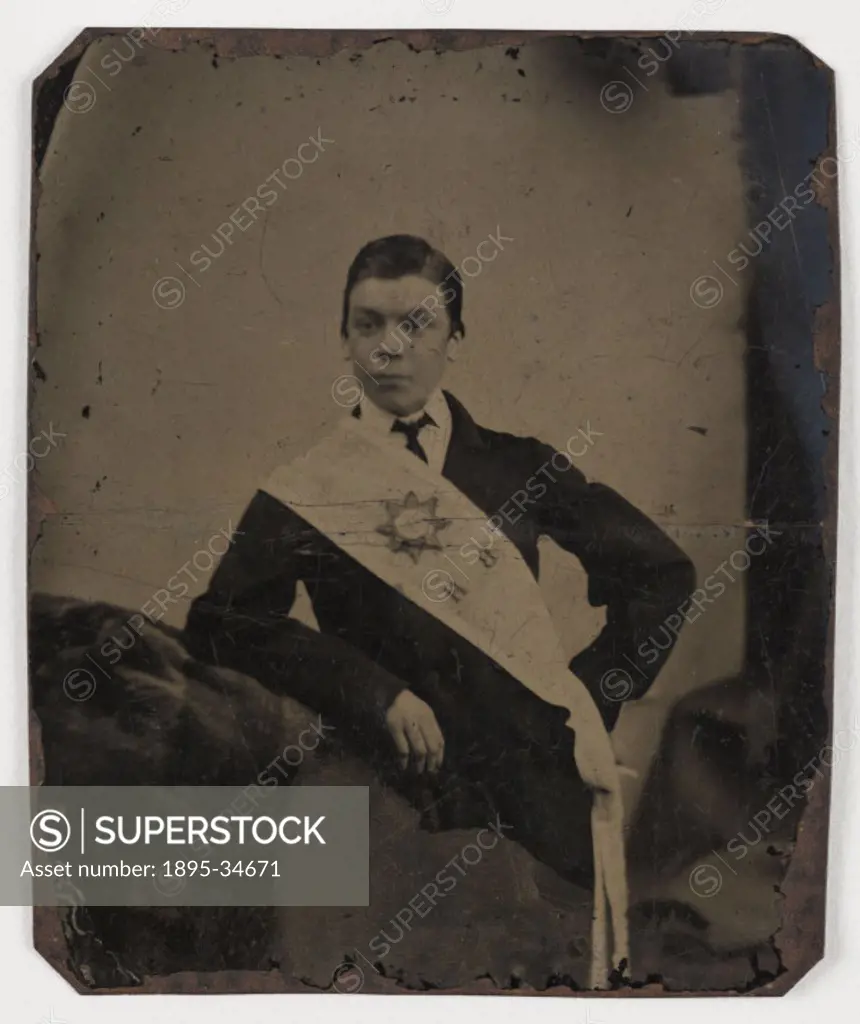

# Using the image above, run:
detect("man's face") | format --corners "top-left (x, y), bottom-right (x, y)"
top-left (343, 273), bottom-right (462, 416)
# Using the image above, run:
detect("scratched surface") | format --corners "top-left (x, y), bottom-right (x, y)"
top-left (28, 30), bottom-right (836, 996)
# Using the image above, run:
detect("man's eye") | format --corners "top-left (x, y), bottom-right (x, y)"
top-left (409, 309), bottom-right (437, 333)
top-left (355, 318), bottom-right (377, 334)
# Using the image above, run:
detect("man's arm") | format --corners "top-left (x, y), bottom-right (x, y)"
top-left (184, 490), bottom-right (407, 742)
top-left (185, 490), bottom-right (446, 769)
top-left (531, 443), bottom-right (696, 728)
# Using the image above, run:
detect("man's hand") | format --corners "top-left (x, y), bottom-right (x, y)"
top-left (385, 690), bottom-right (445, 773)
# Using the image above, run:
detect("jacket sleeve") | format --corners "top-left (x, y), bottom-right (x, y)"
top-left (184, 490), bottom-right (408, 742)
top-left (531, 442), bottom-right (696, 728)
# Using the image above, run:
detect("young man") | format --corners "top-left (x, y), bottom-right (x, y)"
top-left (185, 235), bottom-right (695, 981)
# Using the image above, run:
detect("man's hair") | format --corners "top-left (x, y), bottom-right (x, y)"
top-left (340, 234), bottom-right (465, 339)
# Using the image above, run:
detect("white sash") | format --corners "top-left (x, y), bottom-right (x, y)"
top-left (264, 419), bottom-right (629, 986)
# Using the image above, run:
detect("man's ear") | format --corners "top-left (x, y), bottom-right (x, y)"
top-left (446, 330), bottom-right (464, 363)
top-left (340, 331), bottom-right (352, 360)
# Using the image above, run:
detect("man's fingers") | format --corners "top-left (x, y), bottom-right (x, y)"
top-left (423, 719), bottom-right (445, 773)
top-left (389, 721), bottom-right (410, 768)
top-left (386, 694), bottom-right (444, 774)
top-left (404, 719), bottom-right (428, 773)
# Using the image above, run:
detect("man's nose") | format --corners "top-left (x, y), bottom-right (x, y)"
top-left (384, 320), bottom-right (415, 354)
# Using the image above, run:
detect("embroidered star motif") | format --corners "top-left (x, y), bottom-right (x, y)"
top-left (376, 491), bottom-right (450, 563)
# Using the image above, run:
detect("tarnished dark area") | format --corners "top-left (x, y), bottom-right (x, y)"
top-left (28, 29), bottom-right (837, 997)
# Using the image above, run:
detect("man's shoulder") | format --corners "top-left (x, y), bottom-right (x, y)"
top-left (445, 391), bottom-right (556, 461)
top-left (477, 422), bottom-right (553, 467)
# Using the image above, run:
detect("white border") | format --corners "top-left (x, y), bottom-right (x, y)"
top-left (2, 2), bottom-right (855, 1021)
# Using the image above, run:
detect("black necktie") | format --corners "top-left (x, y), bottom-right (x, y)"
top-left (391, 412), bottom-right (434, 463)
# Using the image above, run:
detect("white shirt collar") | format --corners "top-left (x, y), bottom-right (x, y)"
top-left (359, 388), bottom-right (450, 432)
top-left (357, 389), bottom-right (453, 472)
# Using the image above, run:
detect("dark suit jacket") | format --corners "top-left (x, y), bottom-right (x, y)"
top-left (185, 392), bottom-right (694, 882)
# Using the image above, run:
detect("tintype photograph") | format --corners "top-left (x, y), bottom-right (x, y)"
top-left (27, 28), bottom-right (838, 996)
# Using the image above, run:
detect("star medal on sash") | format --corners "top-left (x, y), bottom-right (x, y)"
top-left (377, 491), bottom-right (450, 563)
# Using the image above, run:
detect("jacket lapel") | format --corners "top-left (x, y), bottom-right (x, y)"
top-left (441, 391), bottom-right (489, 500)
